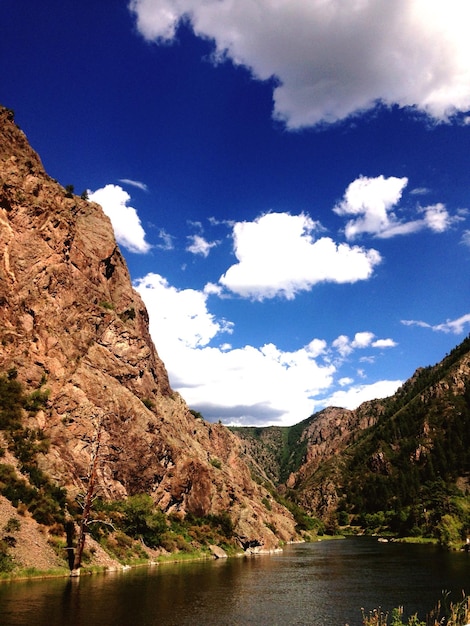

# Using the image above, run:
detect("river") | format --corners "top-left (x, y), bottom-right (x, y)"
top-left (0, 538), bottom-right (469, 625)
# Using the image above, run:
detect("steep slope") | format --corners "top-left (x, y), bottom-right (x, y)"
top-left (293, 336), bottom-right (470, 538)
top-left (233, 336), bottom-right (470, 541)
top-left (0, 106), bottom-right (298, 553)
top-left (232, 401), bottom-right (383, 490)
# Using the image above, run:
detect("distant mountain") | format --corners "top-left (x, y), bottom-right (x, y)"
top-left (0, 106), bottom-right (299, 573)
top-left (232, 337), bottom-right (470, 543)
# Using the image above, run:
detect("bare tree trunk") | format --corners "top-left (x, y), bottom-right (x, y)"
top-left (70, 415), bottom-right (102, 576)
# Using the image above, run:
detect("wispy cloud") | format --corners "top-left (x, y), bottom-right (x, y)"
top-left (156, 228), bottom-right (174, 250)
top-left (402, 313), bottom-right (470, 334)
top-left (186, 234), bottom-right (219, 257)
top-left (119, 178), bottom-right (149, 192)
top-left (130, 0), bottom-right (470, 128)
top-left (461, 230), bottom-right (470, 247)
top-left (88, 184), bottom-right (151, 254)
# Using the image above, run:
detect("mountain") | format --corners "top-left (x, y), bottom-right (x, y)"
top-left (0, 106), bottom-right (299, 572)
top-left (233, 337), bottom-right (470, 542)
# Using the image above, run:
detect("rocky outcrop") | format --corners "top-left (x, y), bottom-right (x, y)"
top-left (287, 401), bottom-right (383, 489)
top-left (0, 106), bottom-right (298, 550)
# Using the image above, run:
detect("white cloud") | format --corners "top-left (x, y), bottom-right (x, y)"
top-left (410, 187), bottom-right (430, 196)
top-left (334, 175), bottom-right (408, 239)
top-left (319, 379), bottom-right (403, 411)
top-left (461, 230), bottom-right (470, 247)
top-left (421, 203), bottom-right (451, 233)
top-left (332, 332), bottom-right (395, 358)
top-left (119, 178), bottom-right (149, 192)
top-left (334, 176), bottom-right (454, 239)
top-left (372, 338), bottom-right (398, 349)
top-left (89, 184), bottom-right (151, 254)
top-left (186, 234), bottom-right (219, 257)
top-left (218, 212), bottom-right (381, 300)
top-left (129, 0), bottom-right (470, 128)
top-left (156, 229), bottom-right (174, 250)
top-left (134, 272), bottom-right (336, 425)
top-left (135, 272), bottom-right (400, 425)
top-left (402, 312), bottom-right (470, 334)
top-left (133, 273), bottom-right (232, 348)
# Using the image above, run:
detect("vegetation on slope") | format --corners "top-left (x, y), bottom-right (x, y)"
top-left (232, 335), bottom-right (470, 546)
top-left (0, 373), bottom-right (245, 574)
top-left (230, 414), bottom-right (312, 485)
top-left (334, 335), bottom-right (470, 543)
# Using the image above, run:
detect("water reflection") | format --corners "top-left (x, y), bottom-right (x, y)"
top-left (0, 539), bottom-right (468, 626)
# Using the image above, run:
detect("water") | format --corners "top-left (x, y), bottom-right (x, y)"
top-left (0, 538), bottom-right (469, 626)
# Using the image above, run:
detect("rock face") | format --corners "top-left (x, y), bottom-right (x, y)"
top-left (0, 107), bottom-right (298, 549)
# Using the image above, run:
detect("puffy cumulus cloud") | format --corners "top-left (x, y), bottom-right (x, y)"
top-left (334, 176), bottom-right (454, 239)
top-left (334, 175), bottom-right (408, 239)
top-left (186, 234), bottom-right (219, 257)
top-left (174, 342), bottom-right (335, 426)
top-left (319, 379), bottom-right (403, 411)
top-left (134, 272), bottom-right (336, 425)
top-left (129, 0), bottom-right (470, 128)
top-left (402, 312), bottom-right (470, 334)
top-left (421, 203), bottom-right (452, 233)
top-left (133, 273), bottom-right (232, 348)
top-left (89, 184), bottom-right (151, 253)
top-left (218, 212), bottom-right (381, 300)
top-left (372, 338), bottom-right (398, 349)
top-left (332, 332), bottom-right (396, 358)
top-left (134, 272), bottom-right (400, 425)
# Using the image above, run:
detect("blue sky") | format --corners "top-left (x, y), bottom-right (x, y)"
top-left (2, 0), bottom-right (470, 426)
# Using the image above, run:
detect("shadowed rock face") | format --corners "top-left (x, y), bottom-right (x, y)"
top-left (0, 107), bottom-right (298, 549)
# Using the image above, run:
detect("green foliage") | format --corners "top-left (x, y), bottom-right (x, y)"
top-left (0, 373), bottom-right (24, 429)
top-left (335, 334), bottom-right (470, 539)
top-left (361, 594), bottom-right (470, 626)
top-left (64, 184), bottom-right (74, 198)
top-left (142, 397), bottom-right (154, 410)
top-left (24, 388), bottom-right (50, 412)
top-left (4, 518), bottom-right (20, 533)
top-left (0, 373), bottom-right (66, 527)
top-left (210, 457), bottom-right (222, 469)
top-left (0, 539), bottom-right (14, 573)
top-left (119, 307), bottom-right (136, 322)
top-left (122, 494), bottom-right (167, 547)
top-left (91, 495), bottom-right (237, 559)
top-left (262, 496), bottom-right (272, 511)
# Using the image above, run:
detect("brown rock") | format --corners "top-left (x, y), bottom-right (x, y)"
top-left (0, 106), bottom-right (298, 551)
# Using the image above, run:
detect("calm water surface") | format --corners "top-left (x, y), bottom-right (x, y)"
top-left (0, 538), bottom-right (469, 626)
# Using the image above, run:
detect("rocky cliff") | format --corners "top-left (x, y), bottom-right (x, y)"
top-left (0, 106), bottom-right (298, 553)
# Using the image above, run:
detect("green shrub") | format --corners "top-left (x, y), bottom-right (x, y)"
top-left (0, 539), bottom-right (14, 573)
top-left (119, 494), bottom-right (167, 548)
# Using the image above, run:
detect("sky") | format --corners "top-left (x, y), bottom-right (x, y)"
top-left (2, 0), bottom-right (470, 427)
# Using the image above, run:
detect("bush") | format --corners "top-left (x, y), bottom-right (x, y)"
top-left (120, 494), bottom-right (167, 548)
top-left (0, 539), bottom-right (14, 573)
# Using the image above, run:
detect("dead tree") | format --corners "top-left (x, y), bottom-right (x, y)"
top-left (69, 413), bottom-right (103, 576)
